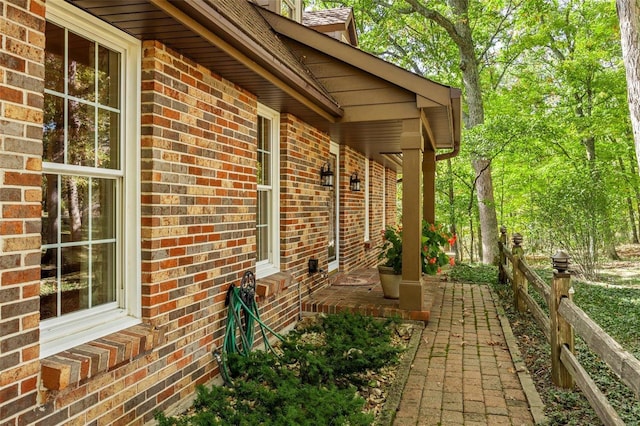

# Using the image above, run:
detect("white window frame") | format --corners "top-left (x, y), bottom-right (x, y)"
top-left (382, 168), bottom-right (387, 229)
top-left (256, 104), bottom-right (280, 278)
top-left (281, 0), bottom-right (302, 22)
top-left (364, 158), bottom-right (370, 242)
top-left (328, 142), bottom-right (340, 272)
top-left (40, 1), bottom-right (141, 358)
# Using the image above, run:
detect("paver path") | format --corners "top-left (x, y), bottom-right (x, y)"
top-left (394, 282), bottom-right (536, 425)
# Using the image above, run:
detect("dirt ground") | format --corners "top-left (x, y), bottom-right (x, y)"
top-left (595, 243), bottom-right (640, 287)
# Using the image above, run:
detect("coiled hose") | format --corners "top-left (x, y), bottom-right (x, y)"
top-left (214, 271), bottom-right (283, 385)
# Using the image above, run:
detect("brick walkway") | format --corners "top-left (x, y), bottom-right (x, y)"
top-left (394, 282), bottom-right (537, 425)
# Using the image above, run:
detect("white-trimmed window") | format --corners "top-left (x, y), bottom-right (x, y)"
top-left (256, 104), bottom-right (280, 278)
top-left (40, 2), bottom-right (141, 358)
top-left (281, 0), bottom-right (302, 22)
top-left (364, 158), bottom-right (370, 242)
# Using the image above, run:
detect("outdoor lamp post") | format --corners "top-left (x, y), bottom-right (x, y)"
top-left (551, 250), bottom-right (570, 273)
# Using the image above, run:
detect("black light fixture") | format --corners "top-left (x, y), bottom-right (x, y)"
top-left (320, 162), bottom-right (334, 187)
top-left (308, 258), bottom-right (319, 274)
top-left (349, 172), bottom-right (361, 192)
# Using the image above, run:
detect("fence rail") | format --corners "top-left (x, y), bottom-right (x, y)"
top-left (497, 227), bottom-right (640, 426)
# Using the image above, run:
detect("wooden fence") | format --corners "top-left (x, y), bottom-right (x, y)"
top-left (498, 227), bottom-right (640, 426)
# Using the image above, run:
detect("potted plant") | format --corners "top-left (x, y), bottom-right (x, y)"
top-left (377, 225), bottom-right (402, 299)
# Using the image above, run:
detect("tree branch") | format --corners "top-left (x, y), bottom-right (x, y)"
top-left (403, 0), bottom-right (465, 47)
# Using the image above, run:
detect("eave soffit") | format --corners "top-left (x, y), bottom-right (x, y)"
top-left (258, 6), bottom-right (460, 110)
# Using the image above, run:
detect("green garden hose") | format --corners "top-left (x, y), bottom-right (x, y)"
top-left (214, 271), bottom-right (283, 385)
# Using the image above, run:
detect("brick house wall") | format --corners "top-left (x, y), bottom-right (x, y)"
top-left (0, 0), bottom-right (45, 422)
top-left (385, 168), bottom-right (398, 228)
top-left (0, 3), bottom-right (399, 425)
top-left (280, 113), bottom-right (331, 298)
top-left (365, 160), bottom-right (386, 267)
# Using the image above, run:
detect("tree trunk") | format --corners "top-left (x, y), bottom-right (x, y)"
top-left (66, 177), bottom-right (83, 242)
top-left (472, 158), bottom-right (498, 263)
top-left (406, 0), bottom-right (500, 264)
top-left (455, 1), bottom-right (498, 264)
top-left (618, 155), bottom-right (640, 243)
top-left (617, 0), bottom-right (640, 172)
top-left (630, 154), bottom-right (640, 233)
top-left (627, 196), bottom-right (639, 243)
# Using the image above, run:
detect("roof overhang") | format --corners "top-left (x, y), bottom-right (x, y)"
top-left (67, 0), bottom-right (343, 130)
top-left (259, 7), bottom-right (462, 169)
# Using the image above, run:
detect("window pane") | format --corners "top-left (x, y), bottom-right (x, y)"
top-left (40, 248), bottom-right (59, 320)
top-left (257, 190), bottom-right (270, 262)
top-left (328, 154), bottom-right (337, 262)
top-left (60, 245), bottom-right (89, 315)
top-left (61, 175), bottom-right (89, 242)
top-left (68, 100), bottom-right (95, 166)
top-left (42, 174), bottom-right (59, 246)
top-left (258, 117), bottom-right (271, 151)
top-left (43, 94), bottom-right (65, 164)
top-left (92, 242), bottom-right (116, 306)
top-left (92, 178), bottom-right (115, 240)
top-left (98, 108), bottom-right (120, 169)
top-left (68, 31), bottom-right (95, 101)
top-left (257, 151), bottom-right (271, 186)
top-left (97, 45), bottom-right (120, 108)
top-left (257, 225), bottom-right (269, 262)
top-left (45, 22), bottom-right (65, 93)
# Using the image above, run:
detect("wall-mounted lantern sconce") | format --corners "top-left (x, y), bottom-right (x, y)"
top-left (308, 258), bottom-right (319, 274)
top-left (320, 162), bottom-right (334, 187)
top-left (349, 172), bottom-right (361, 192)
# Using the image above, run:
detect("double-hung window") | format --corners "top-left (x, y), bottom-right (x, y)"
top-left (256, 104), bottom-right (280, 278)
top-left (40, 2), bottom-right (140, 357)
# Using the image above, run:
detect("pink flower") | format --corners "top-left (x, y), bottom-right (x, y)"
top-left (449, 256), bottom-right (455, 266)
top-left (429, 257), bottom-right (437, 264)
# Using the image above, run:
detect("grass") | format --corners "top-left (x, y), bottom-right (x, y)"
top-left (155, 312), bottom-right (409, 425)
top-left (449, 262), bottom-right (640, 425)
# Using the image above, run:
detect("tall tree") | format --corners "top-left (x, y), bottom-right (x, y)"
top-left (311, 0), bottom-right (526, 263)
top-left (616, 0), bottom-right (640, 172)
top-left (404, 0), bottom-right (505, 264)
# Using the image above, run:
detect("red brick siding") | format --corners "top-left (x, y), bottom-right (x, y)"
top-left (137, 41), bottom-right (259, 423)
top-left (339, 146), bottom-right (366, 272)
top-left (0, 0), bottom-right (45, 424)
top-left (279, 114), bottom-right (332, 302)
top-left (0, 6), bottom-right (399, 426)
top-left (385, 168), bottom-right (398, 228)
top-left (364, 161), bottom-right (385, 266)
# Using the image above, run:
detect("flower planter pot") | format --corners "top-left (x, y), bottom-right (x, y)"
top-left (378, 265), bottom-right (401, 299)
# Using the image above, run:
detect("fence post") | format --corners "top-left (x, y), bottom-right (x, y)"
top-left (498, 226), bottom-right (507, 284)
top-left (550, 250), bottom-right (575, 389)
top-left (511, 233), bottom-right (526, 312)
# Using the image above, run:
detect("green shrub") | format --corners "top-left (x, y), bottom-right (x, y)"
top-left (156, 312), bottom-right (402, 425)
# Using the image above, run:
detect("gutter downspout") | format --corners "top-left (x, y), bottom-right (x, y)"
top-left (435, 137), bottom-right (459, 161)
top-left (436, 89), bottom-right (462, 161)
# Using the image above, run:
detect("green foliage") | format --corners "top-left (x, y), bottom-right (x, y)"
top-left (378, 224), bottom-right (403, 274)
top-left (379, 222), bottom-right (455, 275)
top-left (421, 221), bottom-right (455, 275)
top-left (448, 263), bottom-right (498, 285)
top-left (572, 282), bottom-right (640, 355)
top-left (480, 259), bottom-right (640, 424)
top-left (155, 312), bottom-right (402, 425)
